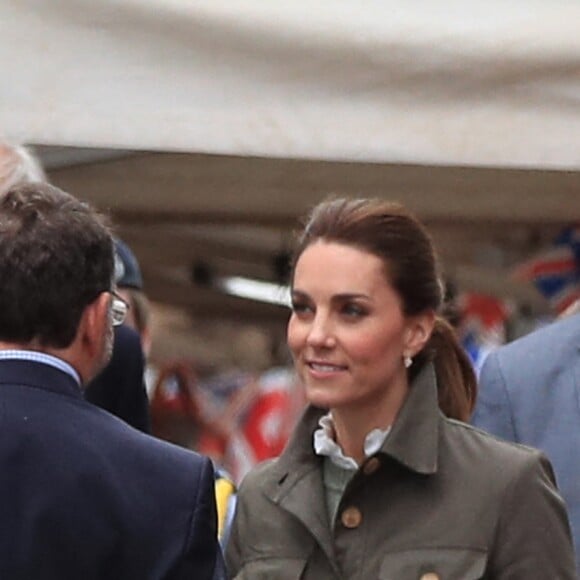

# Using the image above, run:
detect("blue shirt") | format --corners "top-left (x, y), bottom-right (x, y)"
top-left (0, 350), bottom-right (81, 386)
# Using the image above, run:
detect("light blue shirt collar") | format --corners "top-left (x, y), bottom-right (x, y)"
top-left (0, 350), bottom-right (81, 386)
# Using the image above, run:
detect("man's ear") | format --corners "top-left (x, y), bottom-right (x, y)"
top-left (79, 292), bottom-right (110, 356)
top-left (404, 310), bottom-right (436, 357)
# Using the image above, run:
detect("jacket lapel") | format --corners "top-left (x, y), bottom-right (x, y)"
top-left (261, 406), bottom-right (338, 569)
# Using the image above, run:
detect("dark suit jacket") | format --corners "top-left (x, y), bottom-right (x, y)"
top-left (0, 358), bottom-right (224, 579)
top-left (86, 324), bottom-right (151, 433)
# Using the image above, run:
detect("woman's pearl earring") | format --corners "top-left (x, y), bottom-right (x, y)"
top-left (404, 355), bottom-right (413, 369)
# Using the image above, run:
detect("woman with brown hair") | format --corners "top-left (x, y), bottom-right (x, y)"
top-left (226, 198), bottom-right (575, 579)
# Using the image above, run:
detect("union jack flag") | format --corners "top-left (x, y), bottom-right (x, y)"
top-left (513, 225), bottom-right (580, 314)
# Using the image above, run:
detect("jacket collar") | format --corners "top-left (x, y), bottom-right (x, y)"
top-left (0, 358), bottom-right (83, 399)
top-left (260, 362), bottom-right (441, 566)
top-left (274, 361), bottom-right (440, 479)
top-left (378, 362), bottom-right (440, 475)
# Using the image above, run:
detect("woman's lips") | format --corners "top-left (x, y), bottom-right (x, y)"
top-left (306, 361), bottom-right (348, 375)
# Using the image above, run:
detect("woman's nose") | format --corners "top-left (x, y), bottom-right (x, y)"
top-left (306, 315), bottom-right (335, 348)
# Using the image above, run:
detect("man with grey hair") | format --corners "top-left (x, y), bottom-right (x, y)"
top-left (0, 182), bottom-right (224, 579)
top-left (0, 142), bottom-right (46, 193)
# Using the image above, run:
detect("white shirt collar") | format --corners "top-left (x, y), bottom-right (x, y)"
top-left (313, 412), bottom-right (391, 471)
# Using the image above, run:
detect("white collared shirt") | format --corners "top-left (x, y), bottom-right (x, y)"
top-left (313, 413), bottom-right (391, 470)
top-left (313, 412), bottom-right (392, 524)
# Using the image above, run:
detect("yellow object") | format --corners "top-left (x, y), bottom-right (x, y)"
top-left (215, 477), bottom-right (236, 539)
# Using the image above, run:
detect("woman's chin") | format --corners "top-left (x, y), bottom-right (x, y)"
top-left (305, 384), bottom-right (345, 410)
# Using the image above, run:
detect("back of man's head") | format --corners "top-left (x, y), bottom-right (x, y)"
top-left (0, 182), bottom-right (114, 348)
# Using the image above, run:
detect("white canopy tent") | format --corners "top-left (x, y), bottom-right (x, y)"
top-left (1, 0), bottom-right (579, 169)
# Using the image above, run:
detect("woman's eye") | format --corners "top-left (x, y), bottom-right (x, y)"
top-left (342, 304), bottom-right (367, 318)
top-left (291, 302), bottom-right (312, 315)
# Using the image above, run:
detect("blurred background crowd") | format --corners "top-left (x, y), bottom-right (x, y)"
top-left (4, 142), bottom-right (577, 488)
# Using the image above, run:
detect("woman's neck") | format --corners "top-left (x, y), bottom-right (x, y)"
top-left (330, 378), bottom-right (409, 465)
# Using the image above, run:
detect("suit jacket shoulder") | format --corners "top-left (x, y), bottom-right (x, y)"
top-left (473, 314), bottom-right (580, 437)
top-left (0, 360), bottom-right (222, 579)
top-left (490, 314), bottom-right (580, 387)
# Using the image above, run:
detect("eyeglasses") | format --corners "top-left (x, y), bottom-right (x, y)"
top-left (110, 291), bottom-right (130, 327)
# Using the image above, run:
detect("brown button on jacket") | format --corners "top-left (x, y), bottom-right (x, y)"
top-left (226, 364), bottom-right (576, 579)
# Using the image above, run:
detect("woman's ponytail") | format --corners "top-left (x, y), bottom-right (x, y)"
top-left (413, 316), bottom-right (477, 421)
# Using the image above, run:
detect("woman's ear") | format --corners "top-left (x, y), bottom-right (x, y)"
top-left (404, 310), bottom-right (436, 357)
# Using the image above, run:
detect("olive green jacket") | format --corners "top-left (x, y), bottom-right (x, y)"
top-left (226, 364), bottom-right (576, 579)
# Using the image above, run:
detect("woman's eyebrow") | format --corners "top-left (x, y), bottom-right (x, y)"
top-left (291, 290), bottom-right (372, 302)
top-left (290, 290), bottom-right (310, 300)
top-left (332, 293), bottom-right (371, 302)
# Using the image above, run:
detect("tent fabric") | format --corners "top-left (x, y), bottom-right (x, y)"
top-left (1, 0), bottom-right (579, 169)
